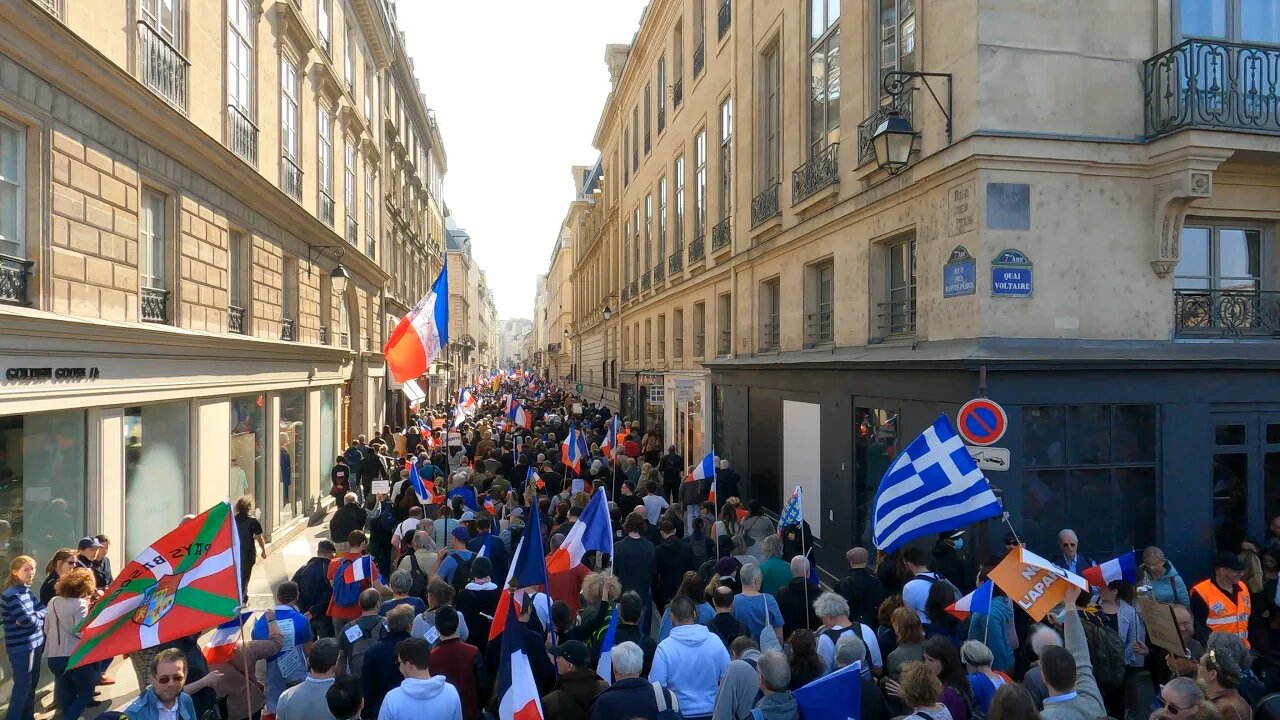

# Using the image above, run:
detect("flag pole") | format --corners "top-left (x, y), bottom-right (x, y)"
top-left (235, 610), bottom-right (255, 720)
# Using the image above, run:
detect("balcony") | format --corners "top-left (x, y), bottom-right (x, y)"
top-left (751, 183), bottom-right (781, 228)
top-left (622, 285), bottom-right (631, 302)
top-left (806, 309), bottom-right (834, 347)
top-left (641, 271), bottom-right (651, 291)
top-left (669, 250), bottom-right (684, 274)
top-left (346, 216), bottom-right (359, 245)
top-left (693, 42), bottom-right (705, 77)
top-left (229, 304), bottom-right (246, 334)
top-left (718, 0), bottom-right (731, 39)
top-left (31, 0), bottom-right (61, 18)
top-left (673, 78), bottom-right (683, 108)
top-left (282, 157), bottom-right (303, 200)
top-left (712, 217), bottom-right (732, 252)
top-left (136, 21), bottom-right (188, 111)
top-left (141, 286), bottom-right (169, 323)
top-left (339, 331), bottom-right (350, 347)
top-left (320, 325), bottom-right (329, 344)
top-left (689, 232), bottom-right (706, 263)
top-left (877, 297), bottom-right (917, 338)
top-left (1174, 289), bottom-right (1280, 337)
top-left (227, 105), bottom-right (258, 168)
top-left (281, 317), bottom-right (296, 342)
top-left (629, 280), bottom-right (638, 298)
top-left (759, 322), bottom-right (780, 352)
top-left (1145, 39), bottom-right (1280, 138)
top-left (792, 142), bottom-right (840, 204)
top-left (654, 262), bottom-right (665, 283)
top-left (0, 255), bottom-right (33, 306)
top-left (319, 191), bottom-right (335, 226)
top-left (858, 95), bottom-right (912, 165)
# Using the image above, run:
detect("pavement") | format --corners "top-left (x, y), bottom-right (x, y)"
top-left (68, 511), bottom-right (336, 714)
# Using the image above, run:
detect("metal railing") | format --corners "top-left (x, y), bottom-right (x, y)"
top-left (693, 332), bottom-right (705, 357)
top-left (759, 321), bottom-right (779, 351)
top-left (319, 191), bottom-right (335, 226)
top-left (629, 280), bottom-right (638, 298)
top-left (751, 183), bottom-right (781, 227)
top-left (689, 232), bottom-right (706, 263)
top-left (141, 286), bottom-right (169, 323)
top-left (282, 156), bottom-right (303, 200)
top-left (346, 216), bottom-right (358, 244)
top-left (654, 263), bottom-right (665, 283)
top-left (669, 250), bottom-right (683, 274)
top-left (718, 0), bottom-right (731, 39)
top-left (227, 105), bottom-right (258, 167)
top-left (1174, 289), bottom-right (1280, 337)
top-left (281, 317), bottom-right (296, 342)
top-left (0, 255), bottom-right (33, 306)
top-left (320, 325), bottom-right (329, 344)
top-left (673, 79), bottom-right (683, 107)
top-left (136, 21), bottom-right (188, 111)
top-left (339, 331), bottom-right (350, 347)
top-left (712, 217), bottom-right (731, 251)
top-left (694, 42), bottom-right (705, 77)
top-left (1145, 39), bottom-right (1280, 138)
top-left (32, 0), bottom-right (61, 20)
top-left (877, 297), bottom-right (917, 337)
top-left (858, 94), bottom-right (912, 165)
top-left (622, 285), bottom-right (631, 302)
top-left (806, 309), bottom-right (833, 346)
top-left (641, 271), bottom-right (651, 291)
top-left (229, 304), bottom-right (246, 334)
top-left (793, 142), bottom-right (840, 204)
top-left (718, 329), bottom-right (731, 356)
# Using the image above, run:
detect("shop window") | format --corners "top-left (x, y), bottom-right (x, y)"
top-left (279, 389), bottom-right (308, 524)
top-left (1020, 404), bottom-right (1159, 559)
top-left (0, 410), bottom-right (86, 566)
top-left (125, 402), bottom-right (191, 559)
top-left (854, 407), bottom-right (898, 547)
top-left (231, 394), bottom-right (266, 508)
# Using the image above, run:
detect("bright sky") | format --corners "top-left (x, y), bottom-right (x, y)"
top-left (395, 0), bottom-right (648, 321)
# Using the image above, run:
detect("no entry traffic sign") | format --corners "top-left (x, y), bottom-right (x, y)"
top-left (957, 398), bottom-right (1007, 446)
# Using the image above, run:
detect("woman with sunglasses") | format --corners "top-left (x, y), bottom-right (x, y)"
top-left (37, 548), bottom-right (77, 605)
top-left (1156, 677), bottom-right (1216, 720)
top-left (1199, 646), bottom-right (1253, 720)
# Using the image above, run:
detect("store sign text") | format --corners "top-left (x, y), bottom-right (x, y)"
top-left (5, 367), bottom-right (101, 381)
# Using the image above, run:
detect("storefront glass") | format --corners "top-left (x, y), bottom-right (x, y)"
top-left (685, 386), bottom-right (704, 463)
top-left (230, 394), bottom-right (267, 513)
top-left (124, 402), bottom-right (190, 560)
top-left (645, 383), bottom-right (665, 441)
top-left (0, 410), bottom-right (86, 568)
top-left (854, 407), bottom-right (899, 548)
top-left (320, 388), bottom-right (336, 499)
top-left (278, 390), bottom-right (307, 524)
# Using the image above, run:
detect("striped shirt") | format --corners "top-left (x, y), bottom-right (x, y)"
top-left (1, 585), bottom-right (47, 654)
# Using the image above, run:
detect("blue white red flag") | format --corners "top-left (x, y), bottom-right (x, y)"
top-left (691, 451), bottom-right (715, 481)
top-left (408, 462), bottom-right (433, 504)
top-left (561, 423), bottom-right (589, 474)
top-left (947, 579), bottom-right (994, 620)
top-left (202, 611), bottom-right (255, 665)
top-left (489, 499), bottom-right (549, 641)
top-left (1083, 552), bottom-right (1138, 589)
top-left (384, 266), bottom-right (448, 383)
top-left (594, 605), bottom-right (620, 685)
top-left (497, 594), bottom-right (544, 720)
top-left (600, 416), bottom-right (620, 460)
top-left (546, 487), bottom-right (613, 574)
top-left (342, 555), bottom-right (374, 583)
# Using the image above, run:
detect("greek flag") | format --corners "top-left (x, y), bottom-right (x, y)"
top-left (872, 414), bottom-right (1002, 552)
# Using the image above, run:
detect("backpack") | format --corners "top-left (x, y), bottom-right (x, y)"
top-left (332, 558), bottom-right (364, 608)
top-left (1079, 613), bottom-right (1126, 687)
top-left (920, 573), bottom-right (962, 603)
top-left (378, 502), bottom-right (398, 533)
top-left (405, 553), bottom-right (428, 599)
top-left (652, 681), bottom-right (682, 720)
top-left (447, 550), bottom-right (475, 594)
top-left (342, 615), bottom-right (387, 679)
top-left (822, 623), bottom-right (873, 672)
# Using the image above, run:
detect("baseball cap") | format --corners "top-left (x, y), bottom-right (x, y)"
top-left (1212, 551), bottom-right (1246, 572)
top-left (511, 506), bottom-right (525, 518)
top-left (549, 640), bottom-right (590, 667)
top-left (459, 511), bottom-right (476, 522)
top-left (78, 537), bottom-right (103, 550)
top-left (451, 527), bottom-right (471, 543)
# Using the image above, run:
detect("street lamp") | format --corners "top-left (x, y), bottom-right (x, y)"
top-left (602, 304), bottom-right (612, 320)
top-left (329, 263), bottom-right (349, 296)
top-left (871, 112), bottom-right (917, 176)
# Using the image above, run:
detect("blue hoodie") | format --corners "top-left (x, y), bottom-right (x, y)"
top-left (378, 676), bottom-right (462, 720)
top-left (1140, 560), bottom-right (1190, 607)
top-left (649, 623), bottom-right (731, 717)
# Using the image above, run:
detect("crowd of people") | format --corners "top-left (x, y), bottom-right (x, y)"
top-left (6, 380), bottom-right (1280, 720)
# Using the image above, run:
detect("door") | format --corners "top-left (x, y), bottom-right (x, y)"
top-left (1210, 412), bottom-right (1280, 551)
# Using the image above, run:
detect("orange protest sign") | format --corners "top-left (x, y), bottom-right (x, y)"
top-left (988, 547), bottom-right (1089, 621)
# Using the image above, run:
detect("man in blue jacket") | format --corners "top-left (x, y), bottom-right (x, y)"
top-left (124, 649), bottom-right (197, 720)
top-left (466, 516), bottom-right (508, 582)
top-left (360, 605), bottom-right (413, 719)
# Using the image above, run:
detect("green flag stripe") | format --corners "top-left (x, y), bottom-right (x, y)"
top-left (174, 503), bottom-right (231, 574)
top-left (68, 605), bottom-right (138, 668)
top-left (174, 586), bottom-right (240, 619)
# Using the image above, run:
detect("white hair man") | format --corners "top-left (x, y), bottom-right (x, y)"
top-left (1023, 623), bottom-right (1064, 709)
top-left (752, 651), bottom-right (799, 720)
top-left (588, 641), bottom-right (680, 720)
top-left (813, 591), bottom-right (881, 677)
top-left (1051, 529), bottom-right (1095, 575)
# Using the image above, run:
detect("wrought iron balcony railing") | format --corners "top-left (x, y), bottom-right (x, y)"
top-left (759, 322), bottom-right (780, 352)
top-left (346, 216), bottom-right (358, 244)
top-left (32, 0), bottom-right (61, 18)
top-left (0, 255), bottom-right (33, 306)
top-left (629, 280), bottom-right (638, 298)
top-left (654, 263), bottom-right (665, 283)
top-left (689, 232), bottom-right (706, 263)
top-left (141, 286), bottom-right (169, 323)
top-left (669, 250), bottom-right (683, 274)
top-left (137, 21), bottom-right (188, 111)
top-left (621, 285), bottom-right (631, 302)
top-left (319, 325), bottom-right (329, 344)
top-left (693, 42), bottom-right (705, 77)
top-left (877, 297), bottom-right (917, 337)
top-left (751, 183), bottom-right (781, 227)
top-left (227, 105), bottom-right (258, 167)
top-left (319, 191), bottom-right (335, 226)
top-left (1174, 288), bottom-right (1280, 337)
top-left (282, 156), bottom-right (303, 200)
top-left (718, 0), bottom-right (731, 39)
top-left (858, 95), bottom-right (912, 165)
top-left (281, 317), bottom-right (296, 342)
top-left (806, 309), bottom-right (834, 347)
top-left (229, 304), bottom-right (246, 334)
top-left (792, 142), bottom-right (839, 204)
top-left (673, 78), bottom-right (683, 108)
top-left (718, 329), bottom-right (731, 356)
top-left (641, 271), bottom-right (651, 291)
top-left (1145, 39), bottom-right (1280, 138)
top-left (712, 217), bottom-right (731, 251)
top-left (339, 331), bottom-right (350, 347)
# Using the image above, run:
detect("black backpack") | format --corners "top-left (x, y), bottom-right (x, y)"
top-left (341, 615), bottom-right (387, 679)
top-left (405, 553), bottom-right (428, 599)
top-left (919, 572), bottom-right (962, 602)
top-left (448, 550), bottom-right (475, 595)
top-left (822, 623), bottom-right (874, 672)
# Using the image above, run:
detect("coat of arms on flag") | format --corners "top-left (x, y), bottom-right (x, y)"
top-left (132, 573), bottom-right (182, 627)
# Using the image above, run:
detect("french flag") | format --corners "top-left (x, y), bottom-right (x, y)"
top-left (496, 594), bottom-right (545, 720)
top-left (408, 462), bottom-right (433, 504)
top-left (691, 452), bottom-right (715, 482)
top-left (1083, 551), bottom-right (1139, 589)
top-left (595, 605), bottom-right (620, 685)
top-left (947, 579), bottom-right (994, 620)
top-left (383, 266), bottom-right (448, 383)
top-left (600, 416), bottom-right (620, 460)
top-left (343, 555), bottom-right (374, 583)
top-left (202, 611), bottom-right (254, 665)
top-left (546, 487), bottom-right (613, 574)
top-left (561, 423), bottom-right (588, 474)
top-left (526, 467), bottom-right (545, 491)
top-left (489, 499), bottom-right (549, 641)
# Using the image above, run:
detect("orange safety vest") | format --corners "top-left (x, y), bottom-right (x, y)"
top-left (1191, 578), bottom-right (1252, 647)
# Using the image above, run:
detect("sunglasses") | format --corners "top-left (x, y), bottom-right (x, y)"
top-left (155, 673), bottom-right (186, 685)
top-left (1157, 696), bottom-right (1185, 714)
top-left (1061, 542), bottom-right (1077, 547)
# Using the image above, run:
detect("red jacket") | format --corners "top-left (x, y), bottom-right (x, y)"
top-left (430, 638), bottom-right (486, 720)
top-left (548, 564), bottom-right (591, 616)
top-left (623, 440), bottom-right (641, 459)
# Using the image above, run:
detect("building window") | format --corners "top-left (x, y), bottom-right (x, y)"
top-left (759, 277), bottom-right (780, 351)
top-left (673, 21), bottom-right (684, 106)
top-left (141, 0), bottom-right (183, 44)
top-left (657, 313), bottom-right (666, 359)
top-left (318, 106), bottom-right (334, 225)
top-left (364, 165), bottom-right (375, 252)
top-left (227, 0), bottom-right (254, 114)
top-left (674, 307), bottom-right (685, 358)
top-left (634, 322), bottom-right (640, 360)
top-left (280, 57), bottom-right (302, 200)
top-left (633, 208), bottom-right (641, 286)
top-left (623, 325), bottom-right (630, 362)
top-left (719, 97), bottom-right (732, 221)
top-left (623, 218), bottom-right (631, 287)
top-left (806, 259), bottom-right (834, 346)
top-left (1174, 224), bottom-right (1268, 333)
top-left (808, 0), bottom-right (840, 155)
top-left (693, 301), bottom-right (706, 357)
top-left (623, 129), bottom-right (630, 186)
top-left (140, 189), bottom-right (167, 291)
top-left (645, 318), bottom-right (652, 360)
top-left (657, 176), bottom-right (668, 265)
top-left (695, 129), bottom-right (707, 236)
top-left (657, 57), bottom-right (667, 132)
top-left (317, 0), bottom-right (331, 53)
top-left (229, 232), bottom-right (247, 332)
top-left (645, 194), bottom-right (654, 276)
top-left (644, 84), bottom-right (652, 154)
top-left (0, 118), bottom-right (26, 259)
top-left (693, 0), bottom-right (706, 75)
top-left (364, 61), bottom-right (375, 121)
top-left (0, 411), bottom-right (87, 563)
top-left (674, 156), bottom-right (686, 251)
top-left (1021, 404), bottom-right (1159, 557)
top-left (1178, 0), bottom-right (1280, 44)
top-left (883, 234), bottom-right (917, 336)
top-left (344, 25), bottom-right (355, 91)
top-left (124, 402), bottom-right (191, 559)
top-left (761, 43), bottom-right (781, 185)
top-left (717, 292), bottom-right (732, 355)
top-left (876, 0), bottom-right (917, 91)
top-left (632, 107), bottom-right (640, 171)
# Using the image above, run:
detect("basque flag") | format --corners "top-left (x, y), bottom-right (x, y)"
top-left (1083, 551), bottom-right (1138, 589)
top-left (947, 579), bottom-right (994, 620)
top-left (496, 594), bottom-right (545, 720)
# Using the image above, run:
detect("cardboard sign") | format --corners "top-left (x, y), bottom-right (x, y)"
top-left (988, 547), bottom-right (1088, 621)
top-left (371, 480), bottom-right (391, 496)
top-left (1137, 596), bottom-right (1189, 658)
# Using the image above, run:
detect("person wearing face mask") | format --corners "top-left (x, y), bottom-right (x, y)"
top-left (931, 531), bottom-right (970, 594)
